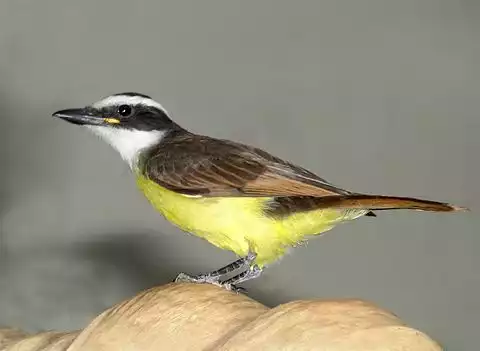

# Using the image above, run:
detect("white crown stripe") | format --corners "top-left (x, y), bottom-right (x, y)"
top-left (92, 95), bottom-right (168, 114)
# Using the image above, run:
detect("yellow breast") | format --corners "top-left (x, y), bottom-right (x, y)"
top-left (135, 174), bottom-right (355, 266)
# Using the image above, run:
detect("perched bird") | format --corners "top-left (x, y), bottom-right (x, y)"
top-left (53, 92), bottom-right (467, 291)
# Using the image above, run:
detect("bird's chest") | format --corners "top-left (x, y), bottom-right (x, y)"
top-left (135, 175), bottom-right (271, 254)
top-left (134, 175), bottom-right (346, 266)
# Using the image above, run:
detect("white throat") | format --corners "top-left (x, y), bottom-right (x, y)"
top-left (86, 126), bottom-right (165, 169)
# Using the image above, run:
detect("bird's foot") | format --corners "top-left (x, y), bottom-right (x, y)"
top-left (174, 253), bottom-right (258, 294)
top-left (221, 265), bottom-right (263, 287)
top-left (174, 272), bottom-right (220, 284)
top-left (220, 282), bottom-right (248, 294)
top-left (174, 272), bottom-right (247, 294)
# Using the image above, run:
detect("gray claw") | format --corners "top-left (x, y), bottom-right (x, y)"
top-left (174, 273), bottom-right (247, 294)
top-left (174, 272), bottom-right (210, 284)
top-left (221, 282), bottom-right (248, 294)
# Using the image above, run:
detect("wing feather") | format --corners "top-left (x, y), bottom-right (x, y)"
top-left (141, 133), bottom-right (350, 197)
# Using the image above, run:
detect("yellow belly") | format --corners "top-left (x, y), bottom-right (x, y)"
top-left (136, 174), bottom-right (361, 267)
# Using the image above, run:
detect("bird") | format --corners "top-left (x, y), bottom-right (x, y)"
top-left (52, 92), bottom-right (467, 291)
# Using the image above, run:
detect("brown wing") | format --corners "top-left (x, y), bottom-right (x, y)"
top-left (140, 132), bottom-right (352, 198)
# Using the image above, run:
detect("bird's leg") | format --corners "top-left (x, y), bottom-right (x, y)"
top-left (174, 252), bottom-right (257, 285)
top-left (220, 264), bottom-right (263, 292)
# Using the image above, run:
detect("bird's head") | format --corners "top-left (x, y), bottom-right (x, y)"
top-left (53, 92), bottom-right (180, 167)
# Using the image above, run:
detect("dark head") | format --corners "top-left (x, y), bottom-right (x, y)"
top-left (52, 92), bottom-right (179, 131)
top-left (52, 92), bottom-right (182, 167)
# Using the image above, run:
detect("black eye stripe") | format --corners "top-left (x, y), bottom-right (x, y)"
top-left (90, 103), bottom-right (176, 131)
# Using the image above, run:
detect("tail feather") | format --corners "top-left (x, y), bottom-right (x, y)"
top-left (310, 194), bottom-right (468, 213)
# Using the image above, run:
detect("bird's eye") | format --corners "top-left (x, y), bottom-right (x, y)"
top-left (118, 104), bottom-right (133, 117)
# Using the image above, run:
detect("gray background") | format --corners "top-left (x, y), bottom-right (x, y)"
top-left (0, 0), bottom-right (478, 349)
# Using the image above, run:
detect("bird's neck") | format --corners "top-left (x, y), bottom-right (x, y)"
top-left (86, 126), bottom-right (170, 169)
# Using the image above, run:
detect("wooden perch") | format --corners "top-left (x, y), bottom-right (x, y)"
top-left (0, 282), bottom-right (442, 350)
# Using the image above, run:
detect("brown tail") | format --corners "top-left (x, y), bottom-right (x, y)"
top-left (311, 194), bottom-right (468, 212)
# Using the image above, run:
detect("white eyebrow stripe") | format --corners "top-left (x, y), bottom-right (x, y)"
top-left (92, 95), bottom-right (168, 114)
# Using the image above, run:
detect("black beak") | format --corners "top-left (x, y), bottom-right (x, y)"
top-left (52, 108), bottom-right (105, 126)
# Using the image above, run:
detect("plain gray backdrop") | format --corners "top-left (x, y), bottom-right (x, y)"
top-left (0, 0), bottom-right (478, 349)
